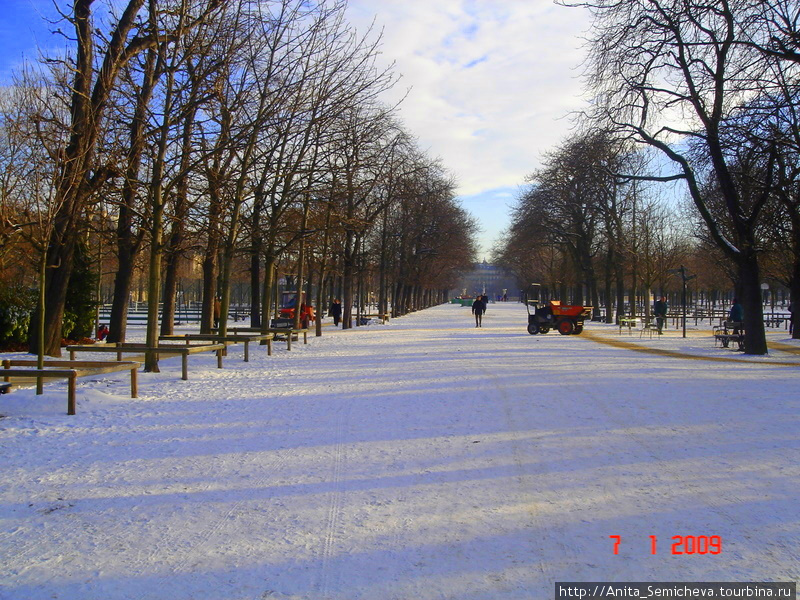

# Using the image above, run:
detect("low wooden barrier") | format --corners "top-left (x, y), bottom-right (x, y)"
top-left (1, 359), bottom-right (140, 415)
top-left (66, 343), bottom-right (225, 380)
top-left (159, 333), bottom-right (273, 361)
top-left (229, 326), bottom-right (308, 351)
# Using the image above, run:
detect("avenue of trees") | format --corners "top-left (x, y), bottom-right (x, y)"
top-left (494, 0), bottom-right (800, 353)
top-left (0, 0), bottom-right (477, 364)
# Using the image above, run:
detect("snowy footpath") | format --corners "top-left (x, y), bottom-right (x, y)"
top-left (1, 302), bottom-right (798, 599)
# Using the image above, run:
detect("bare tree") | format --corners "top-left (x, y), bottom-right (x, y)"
top-left (241, 1), bottom-right (397, 333)
top-left (30, 0), bottom-right (224, 356)
top-left (573, 0), bottom-right (780, 353)
top-left (105, 44), bottom-right (158, 343)
top-left (0, 70), bottom-right (71, 384)
top-left (511, 131), bottom-right (610, 306)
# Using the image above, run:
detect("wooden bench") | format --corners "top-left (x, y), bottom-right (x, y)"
top-left (1, 360), bottom-right (140, 415)
top-left (230, 326), bottom-right (308, 351)
top-left (66, 343), bottom-right (225, 380)
top-left (619, 318), bottom-right (639, 335)
top-left (764, 317), bottom-right (785, 328)
top-left (159, 333), bottom-right (273, 361)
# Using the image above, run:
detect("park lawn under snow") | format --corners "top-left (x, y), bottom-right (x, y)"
top-left (0, 302), bottom-right (798, 600)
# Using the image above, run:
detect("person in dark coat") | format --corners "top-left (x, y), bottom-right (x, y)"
top-left (653, 296), bottom-right (668, 334)
top-left (472, 296), bottom-right (486, 327)
top-left (329, 298), bottom-right (342, 327)
top-left (729, 298), bottom-right (744, 334)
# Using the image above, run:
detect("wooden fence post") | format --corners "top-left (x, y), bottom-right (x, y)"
top-left (67, 372), bottom-right (77, 415)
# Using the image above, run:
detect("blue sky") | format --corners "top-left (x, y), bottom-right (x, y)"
top-left (0, 0), bottom-right (61, 80)
top-left (0, 0), bottom-right (594, 259)
top-left (345, 0), bottom-right (593, 258)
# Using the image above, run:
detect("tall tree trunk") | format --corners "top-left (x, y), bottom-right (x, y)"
top-left (603, 248), bottom-right (614, 323)
top-left (201, 192), bottom-right (222, 334)
top-left (260, 250), bottom-right (277, 335)
top-left (342, 229), bottom-right (355, 329)
top-left (34, 0), bottom-right (150, 356)
top-left (35, 227), bottom-right (78, 356)
top-left (391, 280), bottom-right (402, 318)
top-left (160, 251), bottom-right (179, 336)
top-left (144, 97), bottom-right (173, 370)
top-left (615, 262), bottom-right (625, 324)
top-left (790, 213), bottom-right (800, 340)
top-left (160, 89), bottom-right (196, 336)
top-left (250, 209), bottom-right (262, 328)
top-left (36, 251), bottom-right (46, 392)
top-left (109, 46), bottom-right (157, 343)
top-left (218, 196), bottom-right (246, 338)
top-left (378, 210), bottom-right (389, 320)
top-left (107, 252), bottom-right (135, 344)
top-left (144, 220), bottom-right (163, 373)
top-left (144, 148), bottom-right (167, 372)
top-left (293, 201), bottom-right (310, 329)
top-left (315, 203), bottom-right (333, 337)
top-left (201, 250), bottom-right (218, 335)
top-left (738, 255), bottom-right (768, 354)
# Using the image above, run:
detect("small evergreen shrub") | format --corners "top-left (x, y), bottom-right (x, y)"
top-left (0, 284), bottom-right (36, 350)
top-left (63, 241), bottom-right (98, 341)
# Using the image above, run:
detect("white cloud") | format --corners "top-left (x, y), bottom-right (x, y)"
top-left (346, 0), bottom-right (593, 198)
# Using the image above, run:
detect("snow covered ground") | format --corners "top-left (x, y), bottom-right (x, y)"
top-left (1, 302), bottom-right (798, 600)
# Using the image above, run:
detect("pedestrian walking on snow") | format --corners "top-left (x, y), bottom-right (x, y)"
top-left (472, 296), bottom-right (486, 327)
top-left (654, 296), bottom-right (668, 334)
top-left (213, 297), bottom-right (221, 329)
top-left (329, 299), bottom-right (342, 327)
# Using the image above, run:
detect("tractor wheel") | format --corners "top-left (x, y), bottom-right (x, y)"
top-left (527, 322), bottom-right (539, 335)
top-left (557, 319), bottom-right (574, 335)
top-left (573, 324), bottom-right (584, 334)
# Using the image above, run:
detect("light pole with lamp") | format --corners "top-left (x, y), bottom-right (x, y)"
top-left (669, 265), bottom-right (697, 338)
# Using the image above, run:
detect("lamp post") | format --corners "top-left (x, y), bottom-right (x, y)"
top-left (669, 265), bottom-right (697, 338)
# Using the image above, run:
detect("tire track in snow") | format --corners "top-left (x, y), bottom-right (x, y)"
top-left (120, 381), bottom-right (296, 599)
top-left (477, 362), bottom-right (575, 586)
top-left (166, 450), bottom-right (291, 576)
top-left (315, 399), bottom-right (351, 600)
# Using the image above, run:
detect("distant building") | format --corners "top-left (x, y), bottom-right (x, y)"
top-left (451, 260), bottom-right (518, 300)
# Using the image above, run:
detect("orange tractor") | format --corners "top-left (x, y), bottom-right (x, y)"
top-left (525, 284), bottom-right (591, 335)
top-left (278, 291), bottom-right (315, 325)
